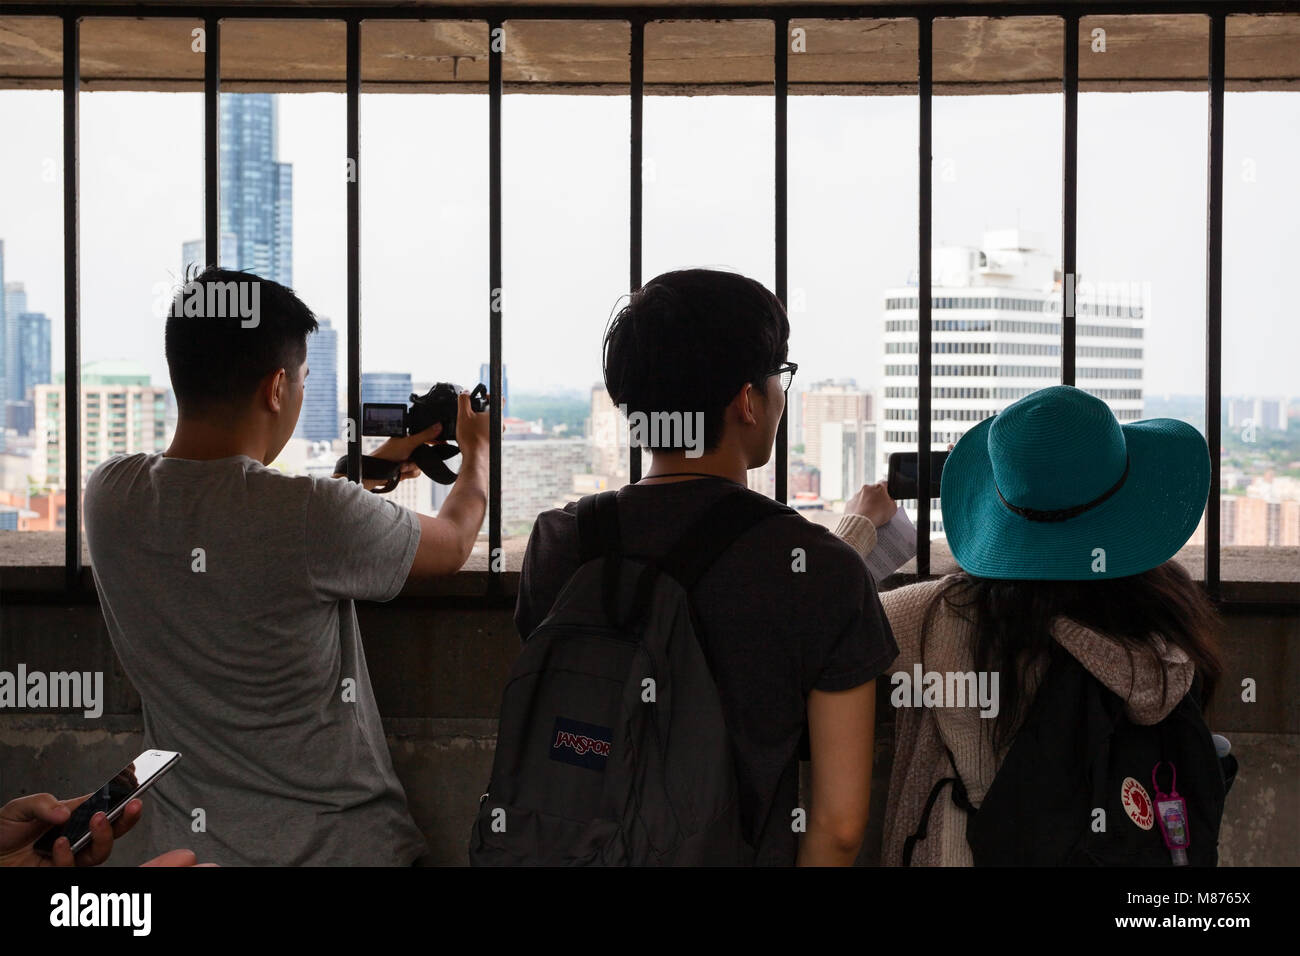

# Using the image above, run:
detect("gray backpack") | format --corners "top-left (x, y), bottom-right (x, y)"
top-left (469, 487), bottom-right (790, 865)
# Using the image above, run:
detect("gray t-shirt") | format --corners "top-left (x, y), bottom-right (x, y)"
top-left (84, 452), bottom-right (428, 866)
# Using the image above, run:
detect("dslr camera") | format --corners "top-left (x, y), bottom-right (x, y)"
top-left (362, 382), bottom-right (488, 443)
top-left (339, 382), bottom-right (489, 490)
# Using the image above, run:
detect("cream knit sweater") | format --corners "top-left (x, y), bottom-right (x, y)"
top-left (832, 513), bottom-right (1195, 867)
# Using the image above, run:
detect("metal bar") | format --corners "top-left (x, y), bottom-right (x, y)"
top-left (346, 18), bottom-right (362, 485)
top-left (629, 18), bottom-right (643, 484)
top-left (489, 19), bottom-right (504, 589)
top-left (7, 4), bottom-right (1298, 22)
top-left (1206, 11), bottom-right (1225, 599)
top-left (775, 15), bottom-right (789, 504)
top-left (204, 14), bottom-right (219, 270)
top-left (917, 15), bottom-right (932, 576)
top-left (63, 14), bottom-right (81, 592)
top-left (1062, 13), bottom-right (1078, 386)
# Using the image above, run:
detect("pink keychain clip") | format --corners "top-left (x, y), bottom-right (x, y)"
top-left (1152, 761), bottom-right (1190, 866)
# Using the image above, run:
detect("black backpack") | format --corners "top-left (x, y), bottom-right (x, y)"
top-left (469, 487), bottom-right (791, 866)
top-left (904, 645), bottom-right (1235, 866)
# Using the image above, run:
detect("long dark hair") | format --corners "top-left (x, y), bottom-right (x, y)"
top-left (920, 560), bottom-right (1222, 752)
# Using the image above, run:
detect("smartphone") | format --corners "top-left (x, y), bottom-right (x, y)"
top-left (887, 451), bottom-right (950, 500)
top-left (33, 750), bottom-right (181, 857)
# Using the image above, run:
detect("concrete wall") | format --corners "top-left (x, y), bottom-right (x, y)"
top-left (0, 590), bottom-right (1295, 866)
top-left (5, 11), bottom-right (1300, 95)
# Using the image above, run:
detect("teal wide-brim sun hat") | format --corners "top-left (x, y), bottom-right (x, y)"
top-left (940, 385), bottom-right (1210, 580)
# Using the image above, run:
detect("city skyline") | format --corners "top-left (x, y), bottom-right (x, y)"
top-left (0, 88), bottom-right (1296, 543)
top-left (0, 242), bottom-right (55, 448)
top-left (1, 90), bottom-right (1297, 401)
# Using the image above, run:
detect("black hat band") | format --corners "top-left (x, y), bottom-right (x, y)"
top-left (995, 455), bottom-right (1131, 523)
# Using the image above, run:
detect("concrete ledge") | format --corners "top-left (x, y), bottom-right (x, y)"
top-left (1, 9), bottom-right (1297, 93)
top-left (2, 713), bottom-right (1293, 866)
top-left (2, 528), bottom-right (1298, 594)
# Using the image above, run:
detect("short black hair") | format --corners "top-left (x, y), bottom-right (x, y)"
top-left (164, 266), bottom-right (318, 414)
top-left (602, 269), bottom-right (789, 452)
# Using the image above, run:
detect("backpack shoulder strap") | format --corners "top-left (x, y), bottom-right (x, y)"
top-left (576, 490), bottom-right (621, 563)
top-left (575, 487), bottom-right (791, 629)
top-left (575, 491), bottom-right (625, 625)
top-left (655, 488), bottom-right (794, 590)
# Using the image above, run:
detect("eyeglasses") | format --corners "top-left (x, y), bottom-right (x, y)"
top-left (768, 362), bottom-right (798, 393)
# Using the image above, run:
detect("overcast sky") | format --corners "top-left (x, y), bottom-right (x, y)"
top-left (1, 88), bottom-right (1296, 401)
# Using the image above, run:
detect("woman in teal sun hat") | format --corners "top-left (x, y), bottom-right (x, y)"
top-left (941, 384), bottom-right (1212, 580)
top-left (836, 385), bottom-right (1225, 866)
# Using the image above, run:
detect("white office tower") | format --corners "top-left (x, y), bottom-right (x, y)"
top-left (881, 229), bottom-right (1146, 537)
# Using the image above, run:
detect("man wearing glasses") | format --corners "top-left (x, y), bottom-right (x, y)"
top-left (514, 268), bottom-right (898, 866)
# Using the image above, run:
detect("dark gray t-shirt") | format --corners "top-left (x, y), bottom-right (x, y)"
top-left (515, 477), bottom-right (898, 865)
top-left (84, 452), bottom-right (428, 866)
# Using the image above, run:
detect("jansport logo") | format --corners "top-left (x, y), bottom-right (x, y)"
top-left (555, 731), bottom-right (610, 757)
top-left (550, 717), bottom-right (613, 771)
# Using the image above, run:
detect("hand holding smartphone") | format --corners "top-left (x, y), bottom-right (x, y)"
top-left (33, 750), bottom-right (181, 857)
top-left (886, 451), bottom-right (950, 500)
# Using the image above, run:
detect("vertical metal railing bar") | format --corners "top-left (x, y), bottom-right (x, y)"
top-left (1062, 14), bottom-right (1078, 386)
top-left (63, 15), bottom-right (81, 592)
top-left (774, 16), bottom-right (789, 505)
top-left (489, 19), bottom-right (504, 592)
top-left (346, 19), bottom-right (362, 486)
top-left (916, 16), bottom-right (933, 576)
top-left (1206, 12), bottom-right (1225, 600)
top-left (204, 15), bottom-right (220, 271)
top-left (629, 18), bottom-right (644, 484)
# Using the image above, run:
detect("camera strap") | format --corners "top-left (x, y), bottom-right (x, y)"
top-left (332, 454), bottom-right (402, 491)
top-left (332, 444), bottom-right (463, 492)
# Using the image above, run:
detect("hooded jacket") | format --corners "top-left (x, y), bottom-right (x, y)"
top-left (833, 514), bottom-right (1194, 867)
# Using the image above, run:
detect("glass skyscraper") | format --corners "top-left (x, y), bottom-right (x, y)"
top-left (2, 278), bottom-right (51, 435)
top-left (362, 372), bottom-right (414, 406)
top-left (182, 94), bottom-right (292, 286)
top-left (19, 310), bottom-right (52, 402)
top-left (296, 317), bottom-right (338, 443)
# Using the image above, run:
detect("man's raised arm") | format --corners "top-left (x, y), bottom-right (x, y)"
top-left (406, 389), bottom-right (491, 581)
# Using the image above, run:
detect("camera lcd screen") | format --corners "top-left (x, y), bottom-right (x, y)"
top-left (362, 403), bottom-right (407, 437)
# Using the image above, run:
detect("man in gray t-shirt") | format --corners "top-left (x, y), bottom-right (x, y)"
top-left (84, 269), bottom-right (489, 865)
